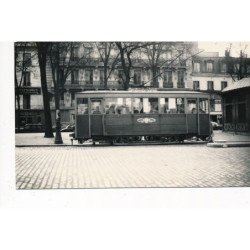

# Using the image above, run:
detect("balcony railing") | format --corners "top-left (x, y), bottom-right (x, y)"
top-left (163, 82), bottom-right (173, 88)
top-left (177, 82), bottom-right (185, 88)
top-left (63, 80), bottom-right (124, 90)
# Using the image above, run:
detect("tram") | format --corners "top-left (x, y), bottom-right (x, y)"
top-left (72, 90), bottom-right (212, 144)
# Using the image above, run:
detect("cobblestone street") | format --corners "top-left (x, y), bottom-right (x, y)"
top-left (15, 145), bottom-right (250, 189)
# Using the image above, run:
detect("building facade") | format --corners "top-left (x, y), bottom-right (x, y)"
top-left (222, 78), bottom-right (250, 133)
top-left (16, 42), bottom-right (250, 129)
top-left (191, 52), bottom-right (234, 124)
top-left (15, 42), bottom-right (198, 127)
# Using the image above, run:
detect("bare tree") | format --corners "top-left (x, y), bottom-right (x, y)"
top-left (15, 42), bottom-right (31, 132)
top-left (48, 42), bottom-right (94, 143)
top-left (94, 42), bottom-right (120, 89)
top-left (225, 44), bottom-right (250, 81)
top-left (36, 42), bottom-right (54, 138)
top-left (115, 42), bottom-right (148, 90)
top-left (140, 42), bottom-right (173, 87)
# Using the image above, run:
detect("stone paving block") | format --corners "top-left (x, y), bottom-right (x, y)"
top-left (15, 145), bottom-right (250, 189)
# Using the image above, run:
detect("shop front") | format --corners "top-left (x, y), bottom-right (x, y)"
top-left (222, 78), bottom-right (250, 133)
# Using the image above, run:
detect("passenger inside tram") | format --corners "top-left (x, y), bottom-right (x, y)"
top-left (92, 106), bottom-right (101, 114)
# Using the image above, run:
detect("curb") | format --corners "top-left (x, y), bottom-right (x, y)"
top-left (207, 142), bottom-right (250, 148)
top-left (15, 141), bottom-right (208, 147)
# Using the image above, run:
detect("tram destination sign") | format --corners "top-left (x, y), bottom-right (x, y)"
top-left (18, 87), bottom-right (41, 95)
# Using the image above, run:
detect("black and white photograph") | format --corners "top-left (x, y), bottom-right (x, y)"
top-left (1, 2), bottom-right (250, 250)
top-left (14, 41), bottom-right (250, 189)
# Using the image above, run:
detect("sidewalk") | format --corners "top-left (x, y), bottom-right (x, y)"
top-left (15, 132), bottom-right (78, 146)
top-left (208, 130), bottom-right (250, 148)
top-left (15, 130), bottom-right (250, 147)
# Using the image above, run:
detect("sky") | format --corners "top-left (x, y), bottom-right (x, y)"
top-left (198, 42), bottom-right (250, 57)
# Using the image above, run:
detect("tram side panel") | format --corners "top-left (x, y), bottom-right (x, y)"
top-left (104, 114), bottom-right (187, 137)
top-left (187, 114), bottom-right (198, 134)
top-left (159, 114), bottom-right (187, 135)
top-left (199, 114), bottom-right (210, 135)
top-left (75, 115), bottom-right (90, 139)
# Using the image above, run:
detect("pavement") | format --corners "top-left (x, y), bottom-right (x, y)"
top-left (15, 144), bottom-right (250, 189)
top-left (15, 130), bottom-right (250, 147)
top-left (15, 130), bottom-right (250, 189)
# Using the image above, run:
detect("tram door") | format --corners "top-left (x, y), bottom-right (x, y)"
top-left (90, 99), bottom-right (103, 136)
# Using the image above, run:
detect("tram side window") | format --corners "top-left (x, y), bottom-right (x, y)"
top-left (167, 98), bottom-right (184, 114)
top-left (142, 98), bottom-right (158, 114)
top-left (105, 98), bottom-right (132, 114)
top-left (176, 98), bottom-right (184, 113)
top-left (105, 98), bottom-right (117, 114)
top-left (159, 98), bottom-right (169, 113)
top-left (91, 100), bottom-right (103, 114)
top-left (77, 98), bottom-right (88, 114)
top-left (187, 99), bottom-right (197, 114)
top-left (133, 98), bottom-right (143, 113)
top-left (199, 99), bottom-right (209, 114)
top-left (116, 98), bottom-right (132, 114)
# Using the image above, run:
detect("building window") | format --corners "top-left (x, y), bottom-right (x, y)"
top-left (23, 95), bottom-right (30, 109)
top-left (177, 71), bottom-right (185, 87)
top-left (118, 69), bottom-right (125, 84)
top-left (72, 47), bottom-right (79, 59)
top-left (225, 105), bottom-right (233, 123)
top-left (193, 62), bottom-right (201, 73)
top-left (166, 51), bottom-right (172, 60)
top-left (100, 70), bottom-right (104, 85)
top-left (85, 47), bottom-right (92, 57)
top-left (134, 70), bottom-right (141, 84)
top-left (207, 81), bottom-right (214, 91)
top-left (215, 99), bottom-right (222, 112)
top-left (221, 81), bottom-right (227, 90)
top-left (85, 69), bottom-right (93, 85)
top-left (234, 63), bottom-right (240, 73)
top-left (163, 71), bottom-right (172, 87)
top-left (71, 93), bottom-right (75, 106)
top-left (206, 62), bottom-right (214, 72)
top-left (247, 65), bottom-right (250, 74)
top-left (23, 53), bottom-right (31, 67)
top-left (60, 92), bottom-right (64, 101)
top-left (71, 70), bottom-right (79, 84)
top-left (221, 63), bottom-right (227, 73)
top-left (23, 71), bottom-right (30, 86)
top-left (210, 99), bottom-right (215, 112)
top-left (193, 81), bottom-right (200, 90)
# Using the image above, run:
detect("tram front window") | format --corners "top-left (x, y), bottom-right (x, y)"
top-left (199, 99), bottom-right (209, 114)
top-left (77, 98), bottom-right (88, 114)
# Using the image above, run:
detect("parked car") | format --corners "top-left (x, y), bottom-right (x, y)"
top-left (211, 121), bottom-right (222, 130)
top-left (19, 123), bottom-right (45, 133)
top-left (60, 124), bottom-right (75, 132)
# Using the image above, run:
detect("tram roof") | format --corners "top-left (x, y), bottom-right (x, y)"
top-left (75, 89), bottom-right (210, 98)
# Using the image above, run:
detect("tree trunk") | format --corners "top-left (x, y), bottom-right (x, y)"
top-left (152, 67), bottom-right (158, 87)
top-left (104, 61), bottom-right (108, 89)
top-left (15, 73), bottom-right (21, 132)
top-left (36, 43), bottom-right (54, 138)
top-left (53, 48), bottom-right (63, 144)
